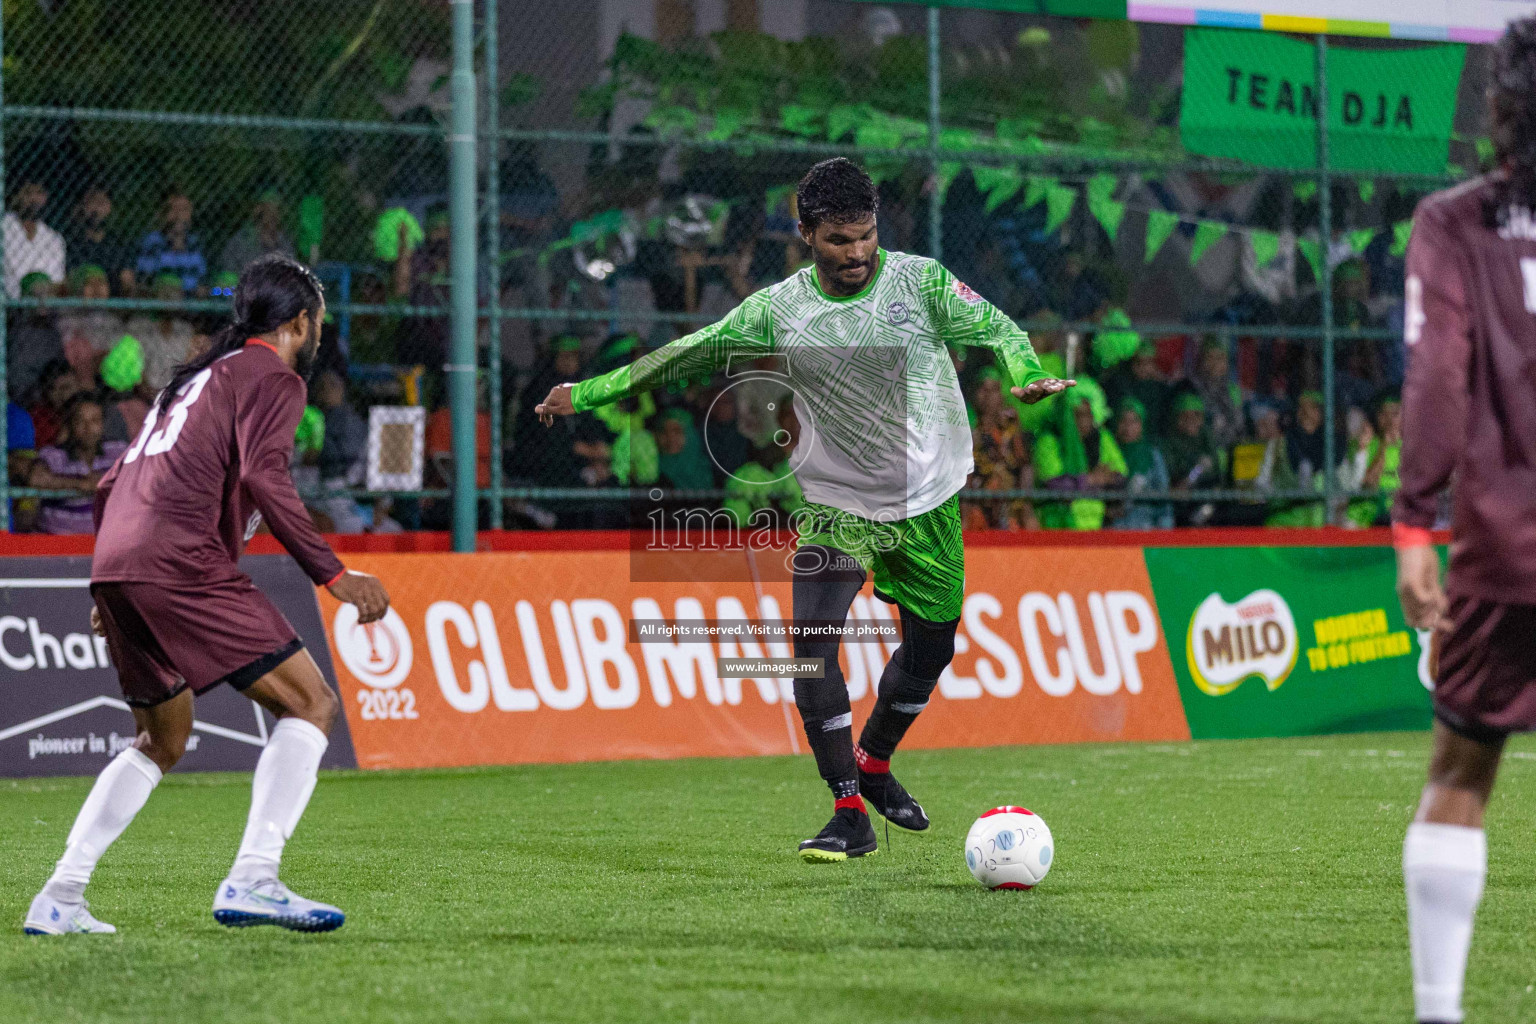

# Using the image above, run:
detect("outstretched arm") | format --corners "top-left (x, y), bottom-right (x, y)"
top-left (537, 291), bottom-right (774, 423)
top-left (919, 260), bottom-right (1074, 405)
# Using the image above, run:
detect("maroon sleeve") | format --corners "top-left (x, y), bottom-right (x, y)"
top-left (236, 371), bottom-right (346, 586)
top-left (1393, 202), bottom-right (1472, 530)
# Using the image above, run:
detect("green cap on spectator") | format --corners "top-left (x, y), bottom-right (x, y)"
top-left (552, 334), bottom-right (583, 354)
top-left (67, 264), bottom-right (108, 292)
top-left (152, 271), bottom-right (183, 292)
top-left (373, 207), bottom-right (424, 261)
top-left (1137, 339), bottom-right (1158, 357)
top-left (1092, 307), bottom-right (1140, 371)
top-left (213, 270), bottom-right (240, 289)
top-left (1174, 392), bottom-right (1206, 414)
top-left (1299, 389), bottom-right (1324, 406)
top-left (101, 335), bottom-right (144, 393)
top-left (295, 404), bottom-right (325, 453)
top-left (19, 271), bottom-right (52, 296)
top-left (974, 365), bottom-right (1003, 386)
top-left (599, 333), bottom-right (639, 366)
top-left (1117, 395), bottom-right (1147, 420)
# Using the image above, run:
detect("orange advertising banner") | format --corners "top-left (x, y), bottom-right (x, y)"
top-left (318, 547), bottom-right (1189, 770)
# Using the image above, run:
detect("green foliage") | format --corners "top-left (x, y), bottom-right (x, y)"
top-left (7, 0), bottom-right (448, 119)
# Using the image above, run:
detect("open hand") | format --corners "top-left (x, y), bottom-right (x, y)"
top-left (536, 383), bottom-right (576, 426)
top-left (1012, 379), bottom-right (1076, 405)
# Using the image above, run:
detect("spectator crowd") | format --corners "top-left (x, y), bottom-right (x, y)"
top-left (3, 150), bottom-right (1418, 534)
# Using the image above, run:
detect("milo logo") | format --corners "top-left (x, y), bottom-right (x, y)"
top-left (1186, 589), bottom-right (1298, 697)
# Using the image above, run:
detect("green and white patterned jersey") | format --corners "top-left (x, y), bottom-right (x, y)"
top-left (570, 250), bottom-right (1048, 519)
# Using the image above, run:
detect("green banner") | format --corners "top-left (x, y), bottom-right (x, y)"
top-left (1144, 546), bottom-right (1433, 739)
top-left (1180, 28), bottom-right (1465, 174)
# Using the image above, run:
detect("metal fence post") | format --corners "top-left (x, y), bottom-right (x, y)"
top-left (927, 6), bottom-right (942, 262)
top-left (449, 0), bottom-right (479, 551)
top-left (1316, 34), bottom-right (1335, 522)
top-left (484, 0), bottom-right (502, 530)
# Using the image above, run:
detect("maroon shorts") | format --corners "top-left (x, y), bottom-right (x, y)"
top-left (90, 578), bottom-right (303, 708)
top-left (1433, 592), bottom-right (1536, 742)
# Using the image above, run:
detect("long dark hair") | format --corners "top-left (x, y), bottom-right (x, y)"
top-left (157, 254), bottom-right (323, 413)
top-left (1485, 17), bottom-right (1536, 228)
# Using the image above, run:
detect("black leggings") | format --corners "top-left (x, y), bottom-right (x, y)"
top-left (789, 545), bottom-right (960, 788)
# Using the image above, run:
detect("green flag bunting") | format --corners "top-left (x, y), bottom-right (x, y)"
top-left (1391, 219), bottom-right (1413, 257)
top-left (825, 104), bottom-right (869, 143)
top-left (936, 162), bottom-right (963, 201)
top-left (1293, 181), bottom-right (1318, 203)
top-left (1348, 227), bottom-right (1377, 255)
top-left (1357, 179), bottom-right (1376, 204)
top-left (1145, 209), bottom-right (1179, 263)
top-left (1044, 183), bottom-right (1077, 234)
top-left (1249, 229), bottom-right (1281, 267)
top-left (1085, 174), bottom-right (1126, 241)
top-left (973, 166), bottom-right (1025, 214)
top-left (1296, 237), bottom-right (1324, 283)
top-left (855, 122), bottom-right (904, 151)
top-left (779, 105), bottom-right (820, 137)
top-left (1023, 176), bottom-right (1052, 210)
top-left (1190, 221), bottom-right (1227, 266)
top-left (705, 108), bottom-right (745, 142)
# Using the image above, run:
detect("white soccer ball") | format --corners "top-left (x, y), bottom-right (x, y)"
top-left (964, 806), bottom-right (1054, 889)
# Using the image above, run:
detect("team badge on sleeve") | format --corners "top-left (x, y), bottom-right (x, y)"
top-left (953, 280), bottom-right (984, 304)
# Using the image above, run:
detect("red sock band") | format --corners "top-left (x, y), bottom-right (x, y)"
top-left (853, 744), bottom-right (890, 774)
top-left (834, 794), bottom-right (866, 814)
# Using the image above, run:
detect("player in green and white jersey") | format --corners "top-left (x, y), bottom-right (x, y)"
top-left (538, 159), bottom-right (1073, 861)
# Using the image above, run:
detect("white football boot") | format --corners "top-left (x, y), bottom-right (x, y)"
top-left (24, 891), bottom-right (116, 935)
top-left (212, 876), bottom-right (345, 932)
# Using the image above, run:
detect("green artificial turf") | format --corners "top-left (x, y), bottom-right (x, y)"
top-left (6, 732), bottom-right (1536, 1023)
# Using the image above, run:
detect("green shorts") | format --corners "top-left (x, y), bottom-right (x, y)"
top-left (795, 496), bottom-right (965, 623)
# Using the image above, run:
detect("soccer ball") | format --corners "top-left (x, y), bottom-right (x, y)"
top-left (964, 806), bottom-right (1054, 889)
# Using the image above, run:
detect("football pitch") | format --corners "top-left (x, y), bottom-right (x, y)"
top-left (6, 732), bottom-right (1536, 1023)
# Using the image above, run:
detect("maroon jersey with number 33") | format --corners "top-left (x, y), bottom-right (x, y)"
top-left (1395, 174), bottom-right (1536, 603)
top-left (91, 341), bottom-right (344, 587)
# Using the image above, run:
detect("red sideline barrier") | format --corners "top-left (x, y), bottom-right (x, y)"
top-left (0, 526), bottom-right (1450, 557)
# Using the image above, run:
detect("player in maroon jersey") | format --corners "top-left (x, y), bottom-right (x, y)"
top-left (24, 256), bottom-right (389, 936)
top-left (1393, 19), bottom-right (1536, 1024)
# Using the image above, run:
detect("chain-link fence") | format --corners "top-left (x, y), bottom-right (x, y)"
top-left (1, 1), bottom-right (1484, 538)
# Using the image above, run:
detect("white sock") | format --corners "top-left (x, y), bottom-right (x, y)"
top-left (43, 747), bottom-right (163, 904)
top-left (229, 718), bottom-right (328, 883)
top-left (1404, 822), bottom-right (1487, 1024)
